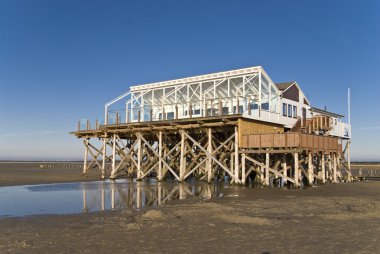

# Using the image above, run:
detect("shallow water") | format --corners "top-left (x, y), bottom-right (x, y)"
top-left (0, 179), bottom-right (226, 218)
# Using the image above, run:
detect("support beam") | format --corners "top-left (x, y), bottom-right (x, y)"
top-left (158, 131), bottom-right (163, 181)
top-left (111, 134), bottom-right (116, 177)
top-left (265, 151), bottom-right (270, 186)
top-left (234, 127), bottom-right (239, 183)
top-left (321, 154), bottom-right (326, 183)
top-left (282, 154), bottom-right (287, 185)
top-left (101, 138), bottom-right (107, 179)
top-left (83, 139), bottom-right (89, 175)
top-left (308, 152), bottom-right (314, 186)
top-left (347, 140), bottom-right (352, 182)
top-left (333, 153), bottom-right (337, 183)
top-left (137, 136), bottom-right (142, 180)
top-left (242, 153), bottom-right (246, 184)
top-left (294, 152), bottom-right (299, 187)
top-left (179, 131), bottom-right (186, 182)
top-left (207, 128), bottom-right (212, 183)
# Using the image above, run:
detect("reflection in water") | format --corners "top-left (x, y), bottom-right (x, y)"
top-left (0, 179), bottom-right (225, 217)
top-left (81, 180), bottom-right (223, 213)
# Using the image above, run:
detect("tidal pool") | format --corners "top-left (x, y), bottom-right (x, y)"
top-left (0, 179), bottom-right (226, 218)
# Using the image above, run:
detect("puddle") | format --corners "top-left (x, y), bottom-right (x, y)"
top-left (0, 179), bottom-right (226, 218)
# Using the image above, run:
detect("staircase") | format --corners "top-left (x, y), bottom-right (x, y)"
top-left (291, 115), bottom-right (332, 134)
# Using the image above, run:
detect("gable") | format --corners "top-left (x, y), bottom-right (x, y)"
top-left (282, 84), bottom-right (299, 102)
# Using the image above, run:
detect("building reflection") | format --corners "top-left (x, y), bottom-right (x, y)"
top-left (81, 180), bottom-right (223, 213)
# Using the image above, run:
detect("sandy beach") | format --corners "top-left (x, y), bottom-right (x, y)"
top-left (0, 163), bottom-right (380, 253)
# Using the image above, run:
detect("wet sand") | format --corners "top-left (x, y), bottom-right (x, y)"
top-left (1, 163), bottom-right (380, 253)
top-left (0, 162), bottom-right (102, 187)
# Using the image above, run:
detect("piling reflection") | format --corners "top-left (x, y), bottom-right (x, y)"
top-left (81, 179), bottom-right (224, 213)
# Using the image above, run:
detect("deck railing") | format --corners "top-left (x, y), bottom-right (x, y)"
top-left (240, 132), bottom-right (342, 153)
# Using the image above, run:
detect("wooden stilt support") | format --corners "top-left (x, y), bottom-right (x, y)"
top-left (333, 153), bottom-right (337, 183)
top-left (321, 153), bottom-right (326, 183)
top-left (282, 154), bottom-right (287, 185)
top-left (158, 131), bottom-right (163, 181)
top-left (137, 136), bottom-right (142, 180)
top-left (207, 128), bottom-right (212, 183)
top-left (234, 127), bottom-right (239, 183)
top-left (83, 138), bottom-right (89, 175)
top-left (328, 154), bottom-right (332, 182)
top-left (265, 151), bottom-right (270, 186)
top-left (242, 153), bottom-right (246, 184)
top-left (308, 152), bottom-right (314, 186)
top-left (294, 152), bottom-right (299, 187)
top-left (101, 138), bottom-right (107, 179)
top-left (347, 140), bottom-right (352, 182)
top-left (111, 134), bottom-right (116, 178)
top-left (179, 130), bottom-right (186, 182)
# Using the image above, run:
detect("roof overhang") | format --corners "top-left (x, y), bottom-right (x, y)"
top-left (130, 66), bottom-right (262, 92)
top-left (310, 107), bottom-right (344, 118)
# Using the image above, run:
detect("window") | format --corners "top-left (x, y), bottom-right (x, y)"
top-left (261, 103), bottom-right (269, 111)
top-left (293, 106), bottom-right (297, 118)
top-left (233, 105), bottom-right (243, 114)
top-left (250, 103), bottom-right (259, 110)
top-left (288, 104), bottom-right (292, 118)
top-left (283, 103), bottom-right (287, 116)
top-left (222, 107), bottom-right (229, 115)
top-left (167, 112), bottom-right (174, 120)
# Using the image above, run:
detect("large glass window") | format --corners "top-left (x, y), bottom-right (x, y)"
top-left (293, 106), bottom-right (297, 118)
top-left (283, 103), bottom-right (287, 116)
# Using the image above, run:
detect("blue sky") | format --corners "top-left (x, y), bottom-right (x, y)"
top-left (0, 0), bottom-right (379, 161)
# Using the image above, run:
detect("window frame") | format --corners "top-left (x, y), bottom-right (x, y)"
top-left (288, 104), bottom-right (292, 118)
top-left (282, 103), bottom-right (287, 117)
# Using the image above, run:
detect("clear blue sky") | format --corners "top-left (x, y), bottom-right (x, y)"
top-left (0, 0), bottom-right (379, 161)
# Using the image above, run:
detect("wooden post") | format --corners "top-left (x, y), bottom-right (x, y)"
top-left (101, 138), bottom-right (107, 179)
top-left (83, 139), bottom-right (89, 175)
top-left (137, 111), bottom-right (141, 123)
top-left (321, 153), bottom-right (326, 183)
top-left (158, 131), bottom-right (163, 181)
top-left (333, 153), bottom-right (337, 183)
top-left (189, 103), bottom-right (193, 118)
top-left (347, 140), bottom-right (352, 182)
top-left (265, 151), bottom-right (270, 186)
top-left (294, 152), bottom-right (299, 187)
top-left (111, 134), bottom-right (116, 177)
top-left (234, 127), bottom-right (239, 183)
top-left (179, 131), bottom-right (186, 182)
top-left (308, 152), bottom-right (314, 185)
top-left (137, 136), bottom-right (142, 179)
top-left (218, 101), bottom-right (222, 115)
top-left (282, 154), bottom-right (287, 185)
top-left (150, 109), bottom-right (153, 121)
top-left (204, 101), bottom-right (208, 117)
top-left (95, 119), bottom-right (99, 130)
top-left (328, 154), bottom-right (332, 181)
top-left (207, 128), bottom-right (212, 183)
top-left (116, 113), bottom-right (119, 125)
top-left (175, 104), bottom-right (179, 119)
top-left (242, 153), bottom-right (246, 184)
top-left (248, 101), bottom-right (251, 115)
top-left (77, 121), bottom-right (80, 131)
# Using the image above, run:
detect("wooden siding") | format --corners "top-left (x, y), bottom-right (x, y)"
top-left (240, 132), bottom-right (341, 153)
top-left (283, 84), bottom-right (299, 102)
top-left (238, 118), bottom-right (284, 145)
